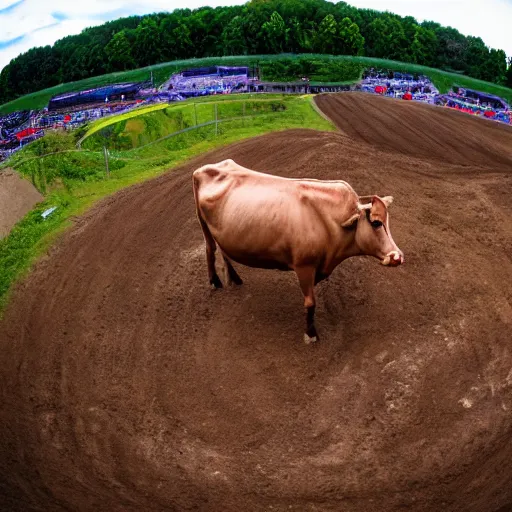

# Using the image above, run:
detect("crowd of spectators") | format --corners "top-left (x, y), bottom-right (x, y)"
top-left (359, 69), bottom-right (439, 103)
top-left (433, 86), bottom-right (511, 123)
top-left (167, 73), bottom-right (249, 97)
top-left (434, 93), bottom-right (511, 123)
top-left (0, 99), bottom-right (151, 161)
top-left (359, 69), bottom-right (511, 125)
top-left (0, 110), bottom-right (41, 159)
top-left (1, 67), bottom-right (511, 161)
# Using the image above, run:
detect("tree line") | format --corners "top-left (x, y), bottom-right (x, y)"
top-left (1, 0), bottom-right (511, 105)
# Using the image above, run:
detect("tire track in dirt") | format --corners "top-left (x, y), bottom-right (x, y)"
top-left (315, 92), bottom-right (512, 169)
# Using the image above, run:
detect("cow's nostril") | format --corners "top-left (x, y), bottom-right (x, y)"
top-left (383, 251), bottom-right (403, 266)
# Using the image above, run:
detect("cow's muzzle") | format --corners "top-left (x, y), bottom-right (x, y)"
top-left (382, 250), bottom-right (404, 266)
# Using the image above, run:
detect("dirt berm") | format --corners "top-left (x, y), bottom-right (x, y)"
top-left (0, 93), bottom-right (511, 512)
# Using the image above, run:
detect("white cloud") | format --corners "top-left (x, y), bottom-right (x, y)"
top-left (0, 19), bottom-right (103, 69)
top-left (0, 0), bottom-right (510, 73)
top-left (0, 1), bottom-right (247, 70)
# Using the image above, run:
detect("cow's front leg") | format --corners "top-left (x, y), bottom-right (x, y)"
top-left (296, 266), bottom-right (318, 344)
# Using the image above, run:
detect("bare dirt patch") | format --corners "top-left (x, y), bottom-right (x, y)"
top-left (0, 95), bottom-right (511, 511)
top-left (0, 168), bottom-right (42, 238)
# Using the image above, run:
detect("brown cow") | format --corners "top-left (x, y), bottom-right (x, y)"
top-left (193, 159), bottom-right (404, 343)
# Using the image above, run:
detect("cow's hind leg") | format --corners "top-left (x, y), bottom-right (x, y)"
top-left (206, 241), bottom-right (223, 289)
top-left (197, 213), bottom-right (223, 289)
top-left (222, 254), bottom-right (243, 286)
top-left (296, 266), bottom-right (318, 344)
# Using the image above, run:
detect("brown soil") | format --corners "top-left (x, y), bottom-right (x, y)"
top-left (315, 92), bottom-right (512, 170)
top-left (0, 169), bottom-right (43, 238)
top-left (1, 94), bottom-right (512, 512)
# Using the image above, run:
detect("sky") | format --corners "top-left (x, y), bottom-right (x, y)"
top-left (0, 0), bottom-right (511, 73)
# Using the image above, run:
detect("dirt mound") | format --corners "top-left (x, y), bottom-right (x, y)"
top-left (1, 96), bottom-right (512, 512)
top-left (0, 168), bottom-right (42, 238)
top-left (315, 92), bottom-right (512, 169)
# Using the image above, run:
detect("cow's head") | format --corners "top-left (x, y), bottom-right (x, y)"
top-left (351, 195), bottom-right (404, 266)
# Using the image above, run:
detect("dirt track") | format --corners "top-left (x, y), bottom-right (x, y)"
top-left (1, 93), bottom-right (512, 512)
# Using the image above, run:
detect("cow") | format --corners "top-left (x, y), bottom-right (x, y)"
top-left (192, 159), bottom-right (404, 344)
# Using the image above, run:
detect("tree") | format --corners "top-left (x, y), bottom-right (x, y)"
top-left (288, 16), bottom-right (307, 52)
top-left (433, 26), bottom-right (467, 71)
top-left (0, 0), bottom-right (510, 105)
top-left (506, 58), bottom-right (512, 88)
top-left (337, 17), bottom-right (364, 56)
top-left (365, 15), bottom-right (408, 60)
top-left (463, 36), bottom-right (489, 79)
top-left (484, 49), bottom-right (507, 84)
top-left (401, 15), bottom-right (418, 43)
top-left (160, 17), bottom-right (194, 61)
top-left (410, 26), bottom-right (438, 66)
top-left (0, 66), bottom-right (12, 104)
top-left (133, 18), bottom-right (162, 67)
top-left (172, 23), bottom-right (194, 60)
top-left (262, 11), bottom-right (288, 53)
top-left (313, 14), bottom-right (337, 54)
top-left (222, 16), bottom-right (247, 55)
top-left (105, 31), bottom-right (135, 71)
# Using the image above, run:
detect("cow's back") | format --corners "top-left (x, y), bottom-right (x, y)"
top-left (193, 160), bottom-right (360, 269)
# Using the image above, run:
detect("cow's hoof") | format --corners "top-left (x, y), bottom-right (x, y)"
top-left (210, 274), bottom-right (223, 289)
top-left (210, 277), bottom-right (223, 290)
top-left (303, 333), bottom-right (318, 344)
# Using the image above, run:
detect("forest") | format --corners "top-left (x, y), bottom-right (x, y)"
top-left (1, 0), bottom-right (511, 105)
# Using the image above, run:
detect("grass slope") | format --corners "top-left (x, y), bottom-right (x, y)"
top-left (0, 94), bottom-right (334, 312)
top-left (1, 54), bottom-right (511, 114)
top-left (81, 95), bottom-right (290, 151)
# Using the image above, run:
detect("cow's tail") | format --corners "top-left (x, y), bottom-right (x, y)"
top-left (192, 169), bottom-right (217, 253)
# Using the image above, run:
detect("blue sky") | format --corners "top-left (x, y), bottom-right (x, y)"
top-left (0, 0), bottom-right (511, 72)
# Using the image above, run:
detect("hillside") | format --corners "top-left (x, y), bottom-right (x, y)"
top-left (1, 0), bottom-right (511, 106)
top-left (1, 54), bottom-right (512, 115)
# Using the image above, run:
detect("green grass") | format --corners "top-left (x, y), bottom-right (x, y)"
top-left (81, 103), bottom-right (170, 140)
top-left (81, 95), bottom-right (289, 151)
top-left (0, 94), bottom-right (334, 313)
top-left (1, 54), bottom-right (510, 114)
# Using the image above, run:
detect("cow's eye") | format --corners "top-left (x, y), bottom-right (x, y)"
top-left (371, 220), bottom-right (383, 229)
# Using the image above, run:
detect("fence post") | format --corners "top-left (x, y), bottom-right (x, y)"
top-left (103, 146), bottom-right (110, 178)
top-left (41, 157), bottom-right (47, 194)
top-left (215, 103), bottom-right (218, 136)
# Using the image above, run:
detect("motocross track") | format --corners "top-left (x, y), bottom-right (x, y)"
top-left (1, 93), bottom-right (512, 512)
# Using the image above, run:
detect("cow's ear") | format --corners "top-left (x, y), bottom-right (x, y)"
top-left (372, 195), bottom-right (393, 208)
top-left (370, 196), bottom-right (388, 219)
top-left (380, 196), bottom-right (394, 208)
